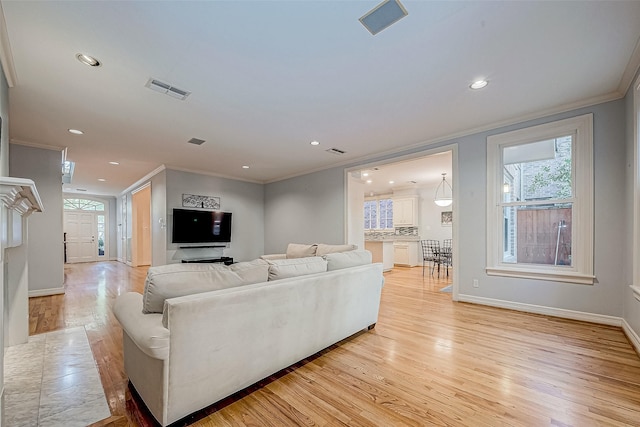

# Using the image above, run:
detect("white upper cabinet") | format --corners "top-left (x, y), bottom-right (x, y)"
top-left (393, 196), bottom-right (419, 226)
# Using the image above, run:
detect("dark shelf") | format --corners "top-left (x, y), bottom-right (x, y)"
top-left (181, 257), bottom-right (234, 265)
top-left (178, 245), bottom-right (227, 249)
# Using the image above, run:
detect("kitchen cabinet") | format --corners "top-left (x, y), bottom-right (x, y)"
top-left (393, 241), bottom-right (420, 267)
top-left (393, 196), bottom-right (419, 226)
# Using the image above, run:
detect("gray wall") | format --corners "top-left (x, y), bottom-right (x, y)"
top-left (9, 144), bottom-right (64, 293)
top-left (265, 99), bottom-right (628, 319)
top-left (454, 100), bottom-right (625, 316)
top-left (165, 169), bottom-right (264, 262)
top-left (264, 166), bottom-right (346, 254)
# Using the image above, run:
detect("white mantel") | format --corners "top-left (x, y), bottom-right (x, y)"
top-left (0, 177), bottom-right (43, 346)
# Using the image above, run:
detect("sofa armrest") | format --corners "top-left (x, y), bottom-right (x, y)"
top-left (113, 292), bottom-right (170, 360)
top-left (259, 253), bottom-right (286, 261)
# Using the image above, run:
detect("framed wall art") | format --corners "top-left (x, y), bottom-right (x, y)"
top-left (441, 211), bottom-right (452, 226)
top-left (182, 194), bottom-right (221, 209)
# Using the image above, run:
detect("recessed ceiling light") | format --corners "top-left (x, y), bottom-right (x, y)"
top-left (98, 178), bottom-right (106, 182)
top-left (310, 140), bottom-right (320, 146)
top-left (362, 172), bottom-right (369, 177)
top-left (76, 53), bottom-right (101, 67)
top-left (109, 161), bottom-right (119, 165)
top-left (470, 80), bottom-right (488, 90)
top-left (389, 180), bottom-right (394, 184)
top-left (242, 165), bottom-right (250, 169)
top-left (366, 180), bottom-right (372, 184)
top-left (68, 129), bottom-right (84, 135)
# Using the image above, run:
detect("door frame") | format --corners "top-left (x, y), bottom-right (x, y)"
top-left (63, 197), bottom-right (109, 263)
top-left (344, 143), bottom-right (459, 300)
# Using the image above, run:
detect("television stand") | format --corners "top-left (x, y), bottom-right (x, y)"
top-left (181, 257), bottom-right (234, 265)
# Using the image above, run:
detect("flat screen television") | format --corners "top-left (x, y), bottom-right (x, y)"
top-left (172, 208), bottom-right (232, 244)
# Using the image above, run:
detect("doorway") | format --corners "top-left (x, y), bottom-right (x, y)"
top-left (345, 144), bottom-right (459, 299)
top-left (63, 198), bottom-right (108, 263)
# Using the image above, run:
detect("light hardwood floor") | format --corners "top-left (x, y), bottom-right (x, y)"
top-left (27, 262), bottom-right (640, 426)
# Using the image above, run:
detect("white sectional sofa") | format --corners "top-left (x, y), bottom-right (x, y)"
top-left (113, 248), bottom-right (384, 426)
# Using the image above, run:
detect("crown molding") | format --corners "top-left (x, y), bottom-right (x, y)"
top-left (264, 90), bottom-right (625, 185)
top-left (165, 165), bottom-right (263, 185)
top-left (10, 139), bottom-right (64, 152)
top-left (619, 35), bottom-right (640, 95)
top-left (0, 2), bottom-right (16, 87)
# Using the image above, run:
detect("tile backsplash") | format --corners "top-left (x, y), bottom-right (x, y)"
top-left (395, 226), bottom-right (419, 236)
top-left (365, 226), bottom-right (418, 240)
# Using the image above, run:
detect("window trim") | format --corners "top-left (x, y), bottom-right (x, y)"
top-left (632, 76), bottom-right (640, 300)
top-left (486, 114), bottom-right (594, 284)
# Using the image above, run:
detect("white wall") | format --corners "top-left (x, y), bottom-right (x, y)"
top-left (347, 174), bottom-right (365, 250)
top-left (165, 169), bottom-right (264, 262)
top-left (418, 183), bottom-right (453, 242)
top-left (624, 71), bottom-right (640, 343)
top-left (150, 170), bottom-right (167, 266)
top-left (9, 144), bottom-right (64, 295)
top-left (264, 167), bottom-right (345, 254)
top-left (0, 59), bottom-right (9, 404)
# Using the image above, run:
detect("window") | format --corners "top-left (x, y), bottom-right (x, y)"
top-left (486, 114), bottom-right (594, 284)
top-left (64, 198), bottom-right (105, 211)
top-left (379, 198), bottom-right (394, 229)
top-left (364, 198), bottom-right (393, 230)
top-left (364, 200), bottom-right (377, 230)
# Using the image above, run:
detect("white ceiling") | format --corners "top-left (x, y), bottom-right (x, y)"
top-left (1, 1), bottom-right (639, 196)
top-left (354, 150), bottom-right (452, 196)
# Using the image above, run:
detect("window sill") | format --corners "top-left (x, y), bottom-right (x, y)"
top-left (486, 266), bottom-right (595, 285)
top-left (631, 285), bottom-right (640, 302)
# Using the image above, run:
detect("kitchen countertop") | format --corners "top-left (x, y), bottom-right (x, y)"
top-left (364, 237), bottom-right (421, 242)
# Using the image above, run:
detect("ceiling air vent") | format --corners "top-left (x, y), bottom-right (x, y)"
top-left (145, 78), bottom-right (191, 100)
top-left (326, 148), bottom-right (346, 155)
top-left (187, 138), bottom-right (205, 146)
top-left (359, 0), bottom-right (408, 35)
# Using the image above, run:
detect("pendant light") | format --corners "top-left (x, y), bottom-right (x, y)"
top-left (434, 173), bottom-right (452, 207)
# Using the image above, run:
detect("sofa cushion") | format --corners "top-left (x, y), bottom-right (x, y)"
top-left (315, 243), bottom-right (357, 256)
top-left (286, 243), bottom-right (317, 259)
top-left (266, 256), bottom-right (327, 280)
top-left (324, 250), bottom-right (372, 271)
top-left (142, 259), bottom-right (269, 313)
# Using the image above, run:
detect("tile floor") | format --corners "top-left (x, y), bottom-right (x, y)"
top-left (3, 327), bottom-right (111, 426)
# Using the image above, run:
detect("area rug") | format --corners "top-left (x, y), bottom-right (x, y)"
top-left (439, 285), bottom-right (452, 293)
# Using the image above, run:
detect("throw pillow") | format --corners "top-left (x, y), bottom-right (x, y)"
top-left (324, 250), bottom-right (372, 271)
top-left (286, 243), bottom-right (318, 259)
top-left (315, 243), bottom-right (357, 256)
top-left (266, 256), bottom-right (327, 280)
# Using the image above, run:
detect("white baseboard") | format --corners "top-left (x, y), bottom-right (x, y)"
top-left (622, 319), bottom-right (640, 355)
top-left (457, 294), bottom-right (623, 326)
top-left (28, 287), bottom-right (65, 297)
